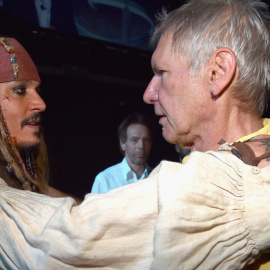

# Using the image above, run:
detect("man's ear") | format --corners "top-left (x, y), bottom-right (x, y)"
top-left (208, 47), bottom-right (237, 97)
top-left (120, 140), bottom-right (126, 151)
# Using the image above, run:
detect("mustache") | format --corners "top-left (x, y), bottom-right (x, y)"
top-left (21, 113), bottom-right (42, 129)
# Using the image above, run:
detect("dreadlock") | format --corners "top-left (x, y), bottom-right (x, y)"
top-left (0, 106), bottom-right (48, 193)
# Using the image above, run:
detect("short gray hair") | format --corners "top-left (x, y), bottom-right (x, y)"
top-left (152, 0), bottom-right (270, 116)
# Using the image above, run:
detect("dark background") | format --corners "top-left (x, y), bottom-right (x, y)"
top-left (1, 0), bottom-right (270, 199)
top-left (0, 0), bottom-right (186, 198)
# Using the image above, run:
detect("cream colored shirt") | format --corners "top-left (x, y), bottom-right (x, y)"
top-left (0, 150), bottom-right (269, 269)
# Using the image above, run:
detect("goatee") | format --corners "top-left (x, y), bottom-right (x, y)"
top-left (16, 142), bottom-right (40, 179)
top-left (17, 142), bottom-right (40, 161)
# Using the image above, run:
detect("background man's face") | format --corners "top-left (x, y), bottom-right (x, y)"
top-left (0, 80), bottom-right (46, 147)
top-left (121, 124), bottom-right (152, 167)
top-left (143, 32), bottom-right (211, 149)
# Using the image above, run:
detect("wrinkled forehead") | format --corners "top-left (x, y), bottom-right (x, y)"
top-left (0, 37), bottom-right (40, 83)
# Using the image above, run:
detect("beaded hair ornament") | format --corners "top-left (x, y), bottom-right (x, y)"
top-left (0, 37), bottom-right (40, 83)
top-left (0, 37), bottom-right (19, 79)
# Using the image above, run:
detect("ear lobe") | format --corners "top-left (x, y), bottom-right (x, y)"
top-left (120, 141), bottom-right (126, 151)
top-left (209, 47), bottom-right (237, 96)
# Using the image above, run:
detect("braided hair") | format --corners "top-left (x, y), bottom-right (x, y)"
top-left (0, 105), bottom-right (48, 193)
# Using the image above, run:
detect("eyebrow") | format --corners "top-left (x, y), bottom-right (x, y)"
top-left (10, 82), bottom-right (25, 89)
top-left (11, 81), bottom-right (41, 89)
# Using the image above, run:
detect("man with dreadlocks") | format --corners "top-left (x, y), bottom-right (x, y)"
top-left (0, 37), bottom-right (81, 202)
top-left (0, 37), bottom-right (48, 193)
top-left (1, 0), bottom-right (270, 268)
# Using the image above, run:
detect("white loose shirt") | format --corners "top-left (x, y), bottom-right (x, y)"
top-left (0, 151), bottom-right (270, 269)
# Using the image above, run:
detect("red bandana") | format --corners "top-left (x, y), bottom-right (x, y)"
top-left (0, 37), bottom-right (40, 83)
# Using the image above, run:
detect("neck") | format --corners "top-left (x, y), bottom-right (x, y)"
top-left (191, 111), bottom-right (263, 152)
top-left (125, 157), bottom-right (146, 179)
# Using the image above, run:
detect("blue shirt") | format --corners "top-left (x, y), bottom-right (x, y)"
top-left (91, 158), bottom-right (152, 193)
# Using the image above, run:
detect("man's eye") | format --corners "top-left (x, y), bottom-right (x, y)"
top-left (11, 87), bottom-right (26, 95)
top-left (154, 68), bottom-right (165, 74)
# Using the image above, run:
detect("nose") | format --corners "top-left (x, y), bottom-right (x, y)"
top-left (143, 76), bottom-right (159, 104)
top-left (137, 139), bottom-right (144, 150)
top-left (28, 91), bottom-right (46, 112)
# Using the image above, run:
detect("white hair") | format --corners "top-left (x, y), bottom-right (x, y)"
top-left (152, 0), bottom-right (270, 116)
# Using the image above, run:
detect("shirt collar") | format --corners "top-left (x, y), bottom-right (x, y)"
top-left (121, 157), bottom-right (150, 181)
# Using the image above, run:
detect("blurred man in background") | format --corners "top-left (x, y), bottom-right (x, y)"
top-left (92, 113), bottom-right (153, 193)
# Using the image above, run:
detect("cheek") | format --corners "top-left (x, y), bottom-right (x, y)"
top-left (1, 99), bottom-right (17, 115)
top-left (126, 143), bottom-right (135, 152)
top-left (1, 105), bottom-right (12, 124)
top-left (1, 104), bottom-right (20, 131)
top-left (160, 78), bottom-right (179, 100)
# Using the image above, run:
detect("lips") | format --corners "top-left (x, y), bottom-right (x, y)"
top-left (154, 107), bottom-right (166, 123)
top-left (159, 116), bottom-right (166, 124)
top-left (21, 113), bottom-right (41, 129)
top-left (23, 119), bottom-right (40, 130)
top-left (136, 153), bottom-right (146, 158)
top-left (25, 120), bottom-right (40, 126)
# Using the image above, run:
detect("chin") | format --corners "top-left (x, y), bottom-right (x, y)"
top-left (19, 134), bottom-right (41, 146)
top-left (135, 160), bottom-right (147, 165)
top-left (163, 132), bottom-right (177, 145)
top-left (16, 139), bottom-right (40, 149)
